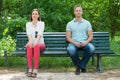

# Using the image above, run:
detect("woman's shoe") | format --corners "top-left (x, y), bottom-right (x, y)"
top-left (27, 72), bottom-right (32, 77)
top-left (32, 73), bottom-right (37, 78)
top-left (32, 68), bottom-right (38, 78)
top-left (27, 68), bottom-right (33, 77)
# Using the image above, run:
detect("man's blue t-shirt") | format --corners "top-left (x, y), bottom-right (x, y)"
top-left (66, 18), bottom-right (92, 42)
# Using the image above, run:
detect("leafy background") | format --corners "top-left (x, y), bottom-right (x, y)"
top-left (0, 0), bottom-right (120, 55)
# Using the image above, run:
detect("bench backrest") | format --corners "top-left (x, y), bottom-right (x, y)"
top-left (15, 32), bottom-right (113, 56)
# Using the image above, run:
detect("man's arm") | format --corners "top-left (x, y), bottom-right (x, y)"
top-left (66, 30), bottom-right (81, 48)
top-left (86, 30), bottom-right (93, 43)
top-left (81, 30), bottom-right (93, 47)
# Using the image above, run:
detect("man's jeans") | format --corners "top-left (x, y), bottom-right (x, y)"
top-left (67, 43), bottom-right (95, 69)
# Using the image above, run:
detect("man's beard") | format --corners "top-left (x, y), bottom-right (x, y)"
top-left (76, 15), bottom-right (81, 18)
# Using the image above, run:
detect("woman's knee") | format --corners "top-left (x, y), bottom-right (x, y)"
top-left (26, 44), bottom-right (32, 49)
top-left (40, 44), bottom-right (46, 51)
top-left (34, 43), bottom-right (46, 51)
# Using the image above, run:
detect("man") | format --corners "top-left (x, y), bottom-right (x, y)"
top-left (66, 5), bottom-right (95, 75)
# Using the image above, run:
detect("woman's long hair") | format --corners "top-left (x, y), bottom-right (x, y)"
top-left (30, 9), bottom-right (41, 21)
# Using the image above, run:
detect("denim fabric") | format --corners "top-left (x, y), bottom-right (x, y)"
top-left (67, 43), bottom-right (95, 69)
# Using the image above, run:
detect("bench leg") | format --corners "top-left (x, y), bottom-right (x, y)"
top-left (97, 54), bottom-right (103, 73)
top-left (91, 55), bottom-right (95, 66)
top-left (4, 50), bottom-right (8, 66)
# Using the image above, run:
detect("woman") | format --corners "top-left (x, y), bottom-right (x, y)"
top-left (26, 9), bottom-right (46, 78)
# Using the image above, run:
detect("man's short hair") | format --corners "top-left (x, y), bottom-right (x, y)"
top-left (74, 4), bottom-right (82, 10)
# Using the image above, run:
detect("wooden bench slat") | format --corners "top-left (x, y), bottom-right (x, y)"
top-left (13, 32), bottom-right (115, 73)
top-left (94, 50), bottom-right (114, 54)
top-left (14, 31), bottom-right (114, 55)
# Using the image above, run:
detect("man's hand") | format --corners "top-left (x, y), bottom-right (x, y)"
top-left (81, 41), bottom-right (88, 47)
top-left (74, 42), bottom-right (81, 48)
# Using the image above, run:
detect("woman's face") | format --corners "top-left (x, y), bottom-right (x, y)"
top-left (32, 10), bottom-right (39, 21)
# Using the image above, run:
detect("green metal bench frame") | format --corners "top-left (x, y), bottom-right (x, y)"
top-left (4, 32), bottom-right (114, 73)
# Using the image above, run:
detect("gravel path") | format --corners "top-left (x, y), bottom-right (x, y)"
top-left (0, 70), bottom-right (120, 80)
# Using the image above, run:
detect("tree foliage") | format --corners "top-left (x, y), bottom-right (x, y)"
top-left (109, 0), bottom-right (120, 38)
top-left (0, 0), bottom-right (120, 38)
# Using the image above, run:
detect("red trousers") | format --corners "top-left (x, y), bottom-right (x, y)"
top-left (26, 43), bottom-right (46, 69)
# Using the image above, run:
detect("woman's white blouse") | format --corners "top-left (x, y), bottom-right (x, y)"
top-left (26, 21), bottom-right (45, 43)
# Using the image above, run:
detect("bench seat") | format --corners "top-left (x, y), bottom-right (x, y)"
top-left (12, 32), bottom-right (115, 72)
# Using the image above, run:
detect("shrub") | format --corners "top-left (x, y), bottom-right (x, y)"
top-left (0, 35), bottom-right (16, 56)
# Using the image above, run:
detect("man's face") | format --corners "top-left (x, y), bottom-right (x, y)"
top-left (74, 7), bottom-right (83, 18)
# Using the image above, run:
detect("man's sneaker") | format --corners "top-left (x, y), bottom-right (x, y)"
top-left (75, 67), bottom-right (80, 75)
top-left (81, 68), bottom-right (86, 73)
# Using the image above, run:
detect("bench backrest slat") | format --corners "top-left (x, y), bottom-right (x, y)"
top-left (15, 32), bottom-right (112, 54)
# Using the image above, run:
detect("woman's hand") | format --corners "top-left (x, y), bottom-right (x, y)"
top-left (33, 35), bottom-right (41, 47)
top-left (28, 40), bottom-right (34, 48)
top-left (33, 40), bottom-right (38, 47)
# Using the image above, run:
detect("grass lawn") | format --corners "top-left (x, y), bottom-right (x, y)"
top-left (0, 36), bottom-right (120, 73)
top-left (0, 56), bottom-right (120, 73)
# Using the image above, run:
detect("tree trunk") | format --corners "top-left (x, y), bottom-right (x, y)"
top-left (109, 0), bottom-right (119, 38)
top-left (111, 25), bottom-right (116, 38)
top-left (0, 0), bottom-right (2, 15)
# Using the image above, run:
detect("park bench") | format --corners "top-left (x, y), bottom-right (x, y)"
top-left (4, 32), bottom-right (114, 73)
